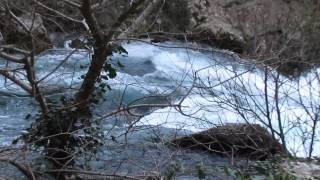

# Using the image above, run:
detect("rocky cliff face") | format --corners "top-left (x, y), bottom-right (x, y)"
top-left (146, 0), bottom-right (320, 75)
top-left (1, 0), bottom-right (319, 74)
top-left (219, 0), bottom-right (320, 74)
top-left (0, 12), bottom-right (51, 53)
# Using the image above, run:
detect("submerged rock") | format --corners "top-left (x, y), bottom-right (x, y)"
top-left (170, 123), bottom-right (286, 160)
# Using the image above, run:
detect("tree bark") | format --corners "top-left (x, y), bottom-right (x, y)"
top-left (0, 70), bottom-right (32, 93)
top-left (75, 0), bottom-right (110, 105)
top-left (25, 57), bottom-right (49, 113)
top-left (75, 0), bottom-right (145, 106)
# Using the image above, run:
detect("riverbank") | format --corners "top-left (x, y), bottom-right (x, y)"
top-left (1, 0), bottom-right (319, 75)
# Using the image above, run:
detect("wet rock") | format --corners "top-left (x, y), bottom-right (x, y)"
top-left (170, 123), bottom-right (286, 160)
top-left (111, 57), bottom-right (157, 77)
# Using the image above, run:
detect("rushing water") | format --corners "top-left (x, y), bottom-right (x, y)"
top-left (0, 40), bottom-right (319, 162)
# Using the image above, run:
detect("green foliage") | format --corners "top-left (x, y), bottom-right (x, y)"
top-left (103, 63), bottom-right (117, 79)
top-left (20, 35), bottom-right (130, 169)
top-left (101, 43), bottom-right (128, 80)
top-left (254, 161), bottom-right (297, 180)
top-left (110, 43), bottom-right (128, 55)
top-left (71, 38), bottom-right (128, 82)
top-left (117, 60), bottom-right (125, 68)
top-left (20, 92), bottom-right (106, 164)
top-left (267, 173), bottom-right (297, 180)
top-left (223, 160), bottom-right (297, 180)
top-left (224, 167), bottom-right (251, 180)
top-left (78, 42), bottom-right (128, 101)
top-left (163, 163), bottom-right (180, 180)
top-left (195, 164), bottom-right (207, 179)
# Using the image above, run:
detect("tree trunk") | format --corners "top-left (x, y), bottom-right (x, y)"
top-left (75, 0), bottom-right (110, 105)
top-left (76, 0), bottom-right (145, 106)
top-left (75, 46), bottom-right (111, 104)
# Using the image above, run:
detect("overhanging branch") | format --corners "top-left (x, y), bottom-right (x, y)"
top-left (0, 51), bottom-right (25, 63)
top-left (33, 0), bottom-right (82, 23)
top-left (61, 0), bottom-right (81, 8)
top-left (0, 69), bottom-right (32, 94)
top-left (105, 0), bottom-right (146, 41)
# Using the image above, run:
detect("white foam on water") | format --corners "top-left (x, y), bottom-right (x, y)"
top-left (62, 41), bottom-right (320, 157)
top-left (1, 40), bottom-right (319, 157)
top-left (128, 42), bottom-right (320, 158)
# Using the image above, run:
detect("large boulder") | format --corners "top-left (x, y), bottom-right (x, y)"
top-left (0, 12), bottom-right (51, 53)
top-left (188, 0), bottom-right (246, 53)
top-left (135, 0), bottom-right (246, 53)
top-left (169, 124), bottom-right (286, 160)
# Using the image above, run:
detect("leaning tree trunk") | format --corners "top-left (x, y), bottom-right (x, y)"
top-left (75, 0), bottom-right (110, 105)
top-left (75, 0), bottom-right (145, 106)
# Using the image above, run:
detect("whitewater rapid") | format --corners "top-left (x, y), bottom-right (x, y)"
top-left (0, 40), bottom-right (319, 157)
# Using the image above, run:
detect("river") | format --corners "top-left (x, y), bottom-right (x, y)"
top-left (0, 40), bottom-right (319, 178)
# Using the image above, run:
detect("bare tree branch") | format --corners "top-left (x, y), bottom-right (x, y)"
top-left (0, 45), bottom-right (31, 55)
top-left (0, 69), bottom-right (32, 94)
top-left (61, 0), bottom-right (82, 8)
top-left (105, 0), bottom-right (146, 41)
top-left (76, 0), bottom-right (145, 104)
top-left (118, 0), bottom-right (164, 38)
top-left (4, 1), bottom-right (30, 33)
top-left (0, 52), bottom-right (25, 63)
top-left (33, 0), bottom-right (83, 24)
top-left (0, 157), bottom-right (36, 180)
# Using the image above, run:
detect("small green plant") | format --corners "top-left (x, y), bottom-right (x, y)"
top-left (195, 164), bottom-right (207, 179)
top-left (223, 160), bottom-right (297, 180)
top-left (163, 163), bottom-right (180, 180)
top-left (266, 172), bottom-right (297, 180)
top-left (223, 167), bottom-right (251, 180)
top-left (255, 161), bottom-right (297, 180)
